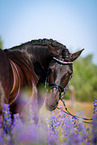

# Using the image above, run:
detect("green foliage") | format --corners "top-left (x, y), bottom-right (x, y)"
top-left (70, 54), bottom-right (97, 102)
top-left (0, 36), bottom-right (3, 49)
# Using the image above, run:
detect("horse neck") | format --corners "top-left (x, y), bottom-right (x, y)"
top-left (5, 42), bottom-right (53, 86)
top-left (26, 45), bottom-right (52, 69)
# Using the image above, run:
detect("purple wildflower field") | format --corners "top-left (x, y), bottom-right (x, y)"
top-left (0, 99), bottom-right (97, 145)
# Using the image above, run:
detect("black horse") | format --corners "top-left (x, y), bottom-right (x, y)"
top-left (0, 39), bottom-right (83, 123)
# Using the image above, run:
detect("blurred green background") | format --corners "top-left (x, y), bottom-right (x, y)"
top-left (65, 52), bottom-right (97, 102)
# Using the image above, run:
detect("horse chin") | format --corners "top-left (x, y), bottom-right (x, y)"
top-left (46, 104), bottom-right (58, 111)
top-left (45, 92), bottom-right (59, 111)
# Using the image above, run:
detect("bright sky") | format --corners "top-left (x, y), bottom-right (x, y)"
top-left (0, 0), bottom-right (97, 64)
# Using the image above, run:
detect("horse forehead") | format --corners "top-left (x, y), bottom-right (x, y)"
top-left (56, 64), bottom-right (72, 73)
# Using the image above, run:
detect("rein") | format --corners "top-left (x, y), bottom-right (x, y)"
top-left (50, 83), bottom-right (93, 124)
top-left (57, 98), bottom-right (93, 124)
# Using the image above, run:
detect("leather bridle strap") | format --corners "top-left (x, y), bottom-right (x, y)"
top-left (50, 83), bottom-right (64, 92)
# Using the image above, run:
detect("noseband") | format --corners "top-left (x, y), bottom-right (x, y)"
top-left (50, 83), bottom-right (64, 92)
top-left (49, 73), bottom-right (72, 99)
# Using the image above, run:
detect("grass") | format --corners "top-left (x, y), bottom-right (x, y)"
top-left (59, 100), bottom-right (93, 119)
top-left (57, 100), bottom-right (93, 129)
top-left (40, 99), bottom-right (93, 119)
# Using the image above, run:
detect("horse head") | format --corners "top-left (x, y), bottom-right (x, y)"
top-left (45, 45), bottom-right (84, 111)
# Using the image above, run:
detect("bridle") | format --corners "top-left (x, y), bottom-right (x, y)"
top-left (45, 57), bottom-right (92, 124)
top-left (45, 57), bottom-right (73, 102)
top-left (49, 73), bottom-right (72, 99)
top-left (49, 83), bottom-right (64, 100)
top-left (50, 83), bottom-right (64, 92)
top-left (45, 57), bottom-right (73, 96)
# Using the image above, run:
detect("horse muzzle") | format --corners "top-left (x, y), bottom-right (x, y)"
top-left (45, 89), bottom-right (60, 111)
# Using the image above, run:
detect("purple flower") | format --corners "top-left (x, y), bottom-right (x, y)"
top-left (0, 101), bottom-right (94, 144)
top-left (3, 104), bottom-right (12, 133)
top-left (66, 132), bottom-right (82, 145)
top-left (92, 112), bottom-right (97, 145)
top-left (72, 116), bottom-right (79, 129)
top-left (93, 99), bottom-right (97, 114)
top-left (0, 135), bottom-right (5, 144)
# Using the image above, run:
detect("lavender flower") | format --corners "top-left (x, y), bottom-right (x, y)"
top-left (72, 116), bottom-right (79, 129)
top-left (13, 113), bottom-right (20, 126)
top-left (93, 99), bottom-right (97, 114)
top-left (1, 104), bottom-right (15, 145)
top-left (0, 135), bottom-right (5, 144)
top-left (66, 132), bottom-right (82, 145)
top-left (92, 112), bottom-right (97, 145)
top-left (0, 101), bottom-right (95, 144)
top-left (2, 104), bottom-right (12, 133)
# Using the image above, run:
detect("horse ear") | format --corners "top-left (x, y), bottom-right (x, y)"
top-left (48, 45), bottom-right (58, 56)
top-left (70, 49), bottom-right (84, 61)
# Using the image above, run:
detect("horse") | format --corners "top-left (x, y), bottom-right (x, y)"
top-left (0, 39), bottom-right (83, 123)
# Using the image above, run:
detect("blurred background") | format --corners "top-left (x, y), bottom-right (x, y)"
top-left (0, 0), bottom-right (97, 116)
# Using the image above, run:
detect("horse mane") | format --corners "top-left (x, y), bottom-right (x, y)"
top-left (5, 38), bottom-right (66, 51)
top-left (4, 39), bottom-right (67, 67)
